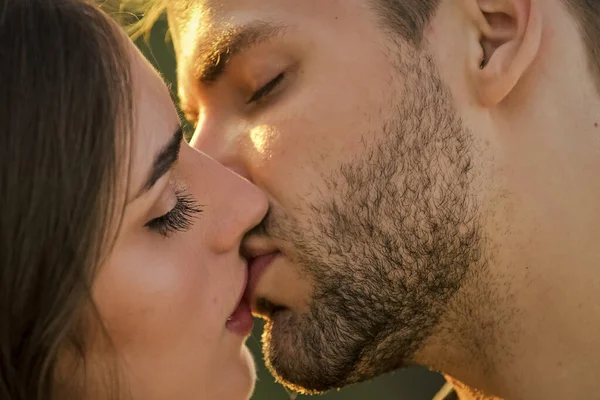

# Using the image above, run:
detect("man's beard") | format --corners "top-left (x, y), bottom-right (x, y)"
top-left (255, 47), bottom-right (486, 394)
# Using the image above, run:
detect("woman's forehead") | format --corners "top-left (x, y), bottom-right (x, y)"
top-left (126, 46), bottom-right (180, 201)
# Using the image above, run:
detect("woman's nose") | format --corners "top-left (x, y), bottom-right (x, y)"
top-left (199, 153), bottom-right (268, 254)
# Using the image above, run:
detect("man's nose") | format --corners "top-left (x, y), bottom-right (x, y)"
top-left (190, 121), bottom-right (252, 181)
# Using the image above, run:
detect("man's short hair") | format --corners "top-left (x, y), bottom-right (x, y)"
top-left (374, 0), bottom-right (600, 88)
top-left (119, 0), bottom-right (600, 88)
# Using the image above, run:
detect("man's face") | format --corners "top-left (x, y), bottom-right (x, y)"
top-left (172, 0), bottom-right (489, 393)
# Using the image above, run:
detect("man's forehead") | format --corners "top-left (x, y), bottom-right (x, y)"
top-left (167, 0), bottom-right (307, 28)
top-left (167, 0), bottom-right (222, 23)
top-left (168, 1), bottom-right (284, 58)
top-left (181, 19), bottom-right (285, 84)
top-left (167, 0), bottom-right (345, 34)
top-left (167, 0), bottom-right (238, 47)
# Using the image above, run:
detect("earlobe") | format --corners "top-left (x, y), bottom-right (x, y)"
top-left (474, 0), bottom-right (542, 107)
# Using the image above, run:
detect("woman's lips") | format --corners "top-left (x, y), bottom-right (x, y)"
top-left (226, 263), bottom-right (254, 336)
top-left (226, 300), bottom-right (253, 336)
top-left (244, 252), bottom-right (279, 308)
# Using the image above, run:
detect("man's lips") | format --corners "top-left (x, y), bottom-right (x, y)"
top-left (244, 252), bottom-right (279, 307)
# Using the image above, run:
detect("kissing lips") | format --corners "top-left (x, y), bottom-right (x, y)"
top-left (226, 299), bottom-right (253, 336)
top-left (226, 265), bottom-right (254, 336)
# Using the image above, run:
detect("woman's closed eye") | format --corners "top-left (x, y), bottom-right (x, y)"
top-left (145, 189), bottom-right (203, 238)
top-left (246, 73), bottom-right (285, 104)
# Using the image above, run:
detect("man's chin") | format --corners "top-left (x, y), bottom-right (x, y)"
top-left (260, 308), bottom-right (419, 394)
top-left (260, 310), bottom-right (368, 394)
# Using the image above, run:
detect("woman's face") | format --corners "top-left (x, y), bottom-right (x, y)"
top-left (91, 44), bottom-right (267, 399)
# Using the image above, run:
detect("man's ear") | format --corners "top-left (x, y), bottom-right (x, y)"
top-left (467, 0), bottom-right (542, 107)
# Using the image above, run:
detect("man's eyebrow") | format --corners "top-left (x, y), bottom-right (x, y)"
top-left (140, 126), bottom-right (184, 196)
top-left (195, 21), bottom-right (286, 85)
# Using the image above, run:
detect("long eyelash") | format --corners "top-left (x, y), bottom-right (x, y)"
top-left (146, 190), bottom-right (203, 238)
top-left (247, 73), bottom-right (285, 104)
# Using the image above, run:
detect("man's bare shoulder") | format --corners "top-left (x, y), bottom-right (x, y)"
top-left (433, 378), bottom-right (503, 400)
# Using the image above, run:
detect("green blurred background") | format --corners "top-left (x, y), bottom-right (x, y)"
top-left (135, 17), bottom-right (446, 400)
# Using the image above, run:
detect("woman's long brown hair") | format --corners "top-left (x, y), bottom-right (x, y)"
top-left (0, 0), bottom-right (133, 398)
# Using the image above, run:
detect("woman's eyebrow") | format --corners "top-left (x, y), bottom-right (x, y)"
top-left (138, 126), bottom-right (184, 197)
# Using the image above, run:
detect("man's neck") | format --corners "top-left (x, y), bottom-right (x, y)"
top-left (421, 19), bottom-right (600, 395)
top-left (434, 223), bottom-right (600, 400)
top-left (441, 376), bottom-right (502, 400)
top-left (423, 263), bottom-right (600, 399)
top-left (417, 178), bottom-right (600, 399)
top-left (465, 53), bottom-right (600, 399)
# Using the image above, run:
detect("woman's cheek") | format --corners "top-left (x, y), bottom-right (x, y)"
top-left (93, 235), bottom-right (213, 349)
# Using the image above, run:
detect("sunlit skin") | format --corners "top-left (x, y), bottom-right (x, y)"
top-left (83, 37), bottom-right (268, 399)
top-left (167, 0), bottom-right (600, 399)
